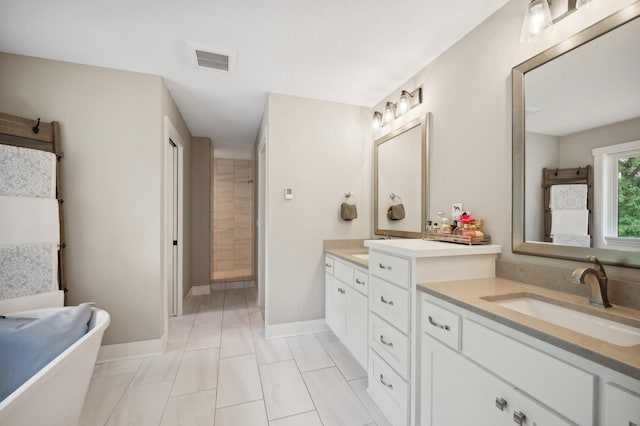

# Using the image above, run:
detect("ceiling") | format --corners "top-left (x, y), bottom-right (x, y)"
top-left (0, 0), bottom-right (510, 157)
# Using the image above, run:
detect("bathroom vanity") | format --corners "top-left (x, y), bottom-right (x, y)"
top-left (363, 239), bottom-right (502, 426)
top-left (324, 246), bottom-right (370, 369)
top-left (418, 278), bottom-right (640, 426)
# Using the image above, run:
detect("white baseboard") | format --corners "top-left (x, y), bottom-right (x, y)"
top-left (191, 284), bottom-right (211, 295)
top-left (265, 319), bottom-right (329, 339)
top-left (96, 334), bottom-right (167, 363)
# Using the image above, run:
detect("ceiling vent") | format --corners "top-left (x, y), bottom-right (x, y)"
top-left (191, 47), bottom-right (236, 74)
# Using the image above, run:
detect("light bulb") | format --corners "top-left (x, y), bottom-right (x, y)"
top-left (372, 112), bottom-right (382, 129)
top-left (397, 92), bottom-right (410, 115)
top-left (520, 0), bottom-right (552, 43)
top-left (383, 102), bottom-right (396, 125)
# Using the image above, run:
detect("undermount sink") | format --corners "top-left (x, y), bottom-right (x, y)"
top-left (352, 254), bottom-right (369, 260)
top-left (485, 294), bottom-right (640, 347)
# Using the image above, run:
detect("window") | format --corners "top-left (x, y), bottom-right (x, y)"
top-left (593, 140), bottom-right (640, 250)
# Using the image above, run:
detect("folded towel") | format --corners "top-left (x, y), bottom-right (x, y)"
top-left (551, 209), bottom-right (588, 236)
top-left (387, 204), bottom-right (405, 220)
top-left (552, 234), bottom-right (591, 247)
top-left (0, 145), bottom-right (56, 198)
top-left (0, 196), bottom-right (60, 244)
top-left (550, 184), bottom-right (587, 210)
top-left (0, 244), bottom-right (58, 299)
top-left (340, 202), bottom-right (358, 221)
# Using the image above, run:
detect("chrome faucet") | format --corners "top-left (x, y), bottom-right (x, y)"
top-left (571, 256), bottom-right (612, 308)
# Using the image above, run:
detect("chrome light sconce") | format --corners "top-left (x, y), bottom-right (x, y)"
top-left (520, 0), bottom-right (598, 43)
top-left (372, 87), bottom-right (423, 129)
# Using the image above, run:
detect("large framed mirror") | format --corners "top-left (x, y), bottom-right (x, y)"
top-left (513, 3), bottom-right (640, 268)
top-left (374, 113), bottom-right (429, 238)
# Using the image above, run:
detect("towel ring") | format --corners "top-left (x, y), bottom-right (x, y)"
top-left (389, 193), bottom-right (403, 203)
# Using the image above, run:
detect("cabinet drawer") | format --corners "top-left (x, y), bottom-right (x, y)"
top-left (369, 251), bottom-right (410, 288)
top-left (324, 256), bottom-right (334, 274)
top-left (603, 383), bottom-right (640, 426)
top-left (463, 319), bottom-right (594, 426)
top-left (422, 296), bottom-right (460, 350)
top-left (370, 313), bottom-right (410, 379)
top-left (334, 259), bottom-right (353, 285)
top-left (370, 276), bottom-right (410, 334)
top-left (368, 350), bottom-right (409, 426)
top-left (353, 269), bottom-right (368, 296)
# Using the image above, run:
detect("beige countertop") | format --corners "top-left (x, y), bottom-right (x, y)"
top-left (325, 247), bottom-right (369, 268)
top-left (417, 277), bottom-right (640, 380)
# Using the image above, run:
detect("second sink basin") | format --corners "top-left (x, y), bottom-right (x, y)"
top-left (484, 293), bottom-right (640, 347)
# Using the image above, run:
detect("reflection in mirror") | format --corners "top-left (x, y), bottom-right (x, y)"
top-left (513, 4), bottom-right (640, 267)
top-left (374, 114), bottom-right (429, 238)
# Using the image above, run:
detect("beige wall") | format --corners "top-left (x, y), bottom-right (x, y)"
top-left (371, 0), bottom-right (639, 282)
top-left (190, 137), bottom-right (211, 288)
top-left (265, 94), bottom-right (372, 326)
top-left (0, 52), bottom-right (192, 345)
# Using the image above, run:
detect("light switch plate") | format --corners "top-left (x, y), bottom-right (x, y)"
top-left (284, 187), bottom-right (293, 200)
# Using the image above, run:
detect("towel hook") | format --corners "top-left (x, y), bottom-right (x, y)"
top-left (32, 117), bottom-right (41, 134)
top-left (344, 192), bottom-right (357, 204)
top-left (389, 193), bottom-right (403, 203)
top-left (554, 168), bottom-right (558, 176)
top-left (576, 166), bottom-right (581, 175)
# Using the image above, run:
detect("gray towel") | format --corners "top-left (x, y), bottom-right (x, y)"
top-left (387, 204), bottom-right (405, 220)
top-left (341, 203), bottom-right (358, 221)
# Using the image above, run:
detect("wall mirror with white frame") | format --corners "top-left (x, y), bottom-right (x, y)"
top-left (374, 113), bottom-right (429, 238)
top-left (512, 4), bottom-right (640, 268)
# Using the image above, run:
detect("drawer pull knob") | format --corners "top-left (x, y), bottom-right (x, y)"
top-left (325, 263), bottom-right (332, 267)
top-left (380, 296), bottom-right (394, 306)
top-left (379, 374), bottom-right (393, 389)
top-left (380, 335), bottom-right (394, 347)
top-left (338, 288), bottom-right (345, 294)
top-left (378, 263), bottom-right (393, 271)
top-left (428, 316), bottom-right (450, 331)
top-left (495, 397), bottom-right (507, 411)
top-left (355, 278), bottom-right (365, 285)
top-left (513, 410), bottom-right (526, 425)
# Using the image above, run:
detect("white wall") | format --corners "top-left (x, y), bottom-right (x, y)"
top-left (264, 94), bottom-right (371, 327)
top-left (371, 0), bottom-right (640, 282)
top-left (190, 137), bottom-right (211, 289)
top-left (0, 52), bottom-right (192, 345)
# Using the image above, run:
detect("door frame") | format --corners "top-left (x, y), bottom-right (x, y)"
top-left (258, 133), bottom-right (268, 310)
top-left (163, 116), bottom-right (185, 322)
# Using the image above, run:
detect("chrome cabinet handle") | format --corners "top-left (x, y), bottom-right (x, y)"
top-left (380, 335), bottom-right (393, 347)
top-left (338, 288), bottom-right (345, 294)
top-left (325, 263), bottom-right (332, 267)
top-left (495, 397), bottom-right (507, 411)
top-left (378, 263), bottom-right (392, 271)
top-left (355, 278), bottom-right (365, 285)
top-left (379, 374), bottom-right (393, 389)
top-left (380, 296), bottom-right (394, 306)
top-left (428, 316), bottom-right (450, 331)
top-left (513, 410), bottom-right (526, 425)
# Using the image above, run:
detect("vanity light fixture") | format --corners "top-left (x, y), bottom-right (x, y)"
top-left (372, 111), bottom-right (383, 129)
top-left (383, 102), bottom-right (397, 125)
top-left (520, 0), bottom-right (599, 43)
top-left (372, 87), bottom-right (423, 128)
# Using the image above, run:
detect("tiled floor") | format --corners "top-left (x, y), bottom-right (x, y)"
top-left (80, 286), bottom-right (391, 426)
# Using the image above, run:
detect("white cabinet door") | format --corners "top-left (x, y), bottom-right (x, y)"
top-left (602, 383), bottom-right (640, 426)
top-left (427, 335), bottom-right (510, 426)
top-left (345, 286), bottom-right (368, 369)
top-left (325, 273), bottom-right (345, 339)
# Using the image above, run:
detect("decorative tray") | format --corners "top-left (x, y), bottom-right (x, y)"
top-left (423, 232), bottom-right (491, 246)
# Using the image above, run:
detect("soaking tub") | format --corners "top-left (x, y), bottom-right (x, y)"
top-left (0, 307), bottom-right (110, 426)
